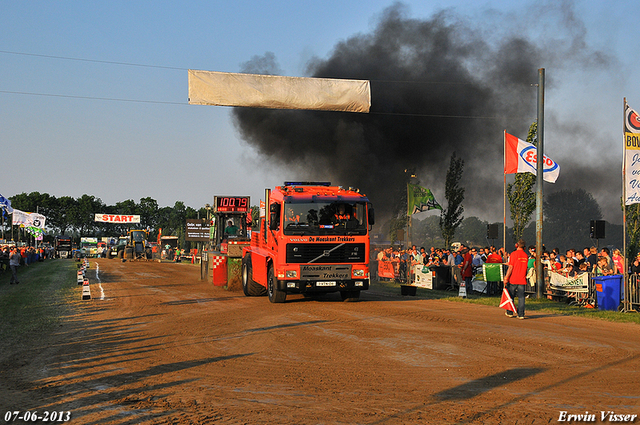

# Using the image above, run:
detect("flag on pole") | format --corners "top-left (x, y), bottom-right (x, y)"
top-left (624, 102), bottom-right (640, 205)
top-left (0, 193), bottom-right (13, 213)
top-left (407, 184), bottom-right (442, 215)
top-left (504, 132), bottom-right (560, 183)
top-left (12, 209), bottom-right (46, 229)
top-left (24, 226), bottom-right (44, 238)
top-left (499, 286), bottom-right (516, 312)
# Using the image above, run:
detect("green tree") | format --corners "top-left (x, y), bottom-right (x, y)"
top-left (138, 197), bottom-right (159, 230)
top-left (458, 217), bottom-right (489, 247)
top-left (74, 195), bottom-right (105, 236)
top-left (250, 205), bottom-right (260, 228)
top-left (8, 192), bottom-right (56, 243)
top-left (55, 196), bottom-right (77, 236)
top-left (111, 199), bottom-right (138, 235)
top-left (439, 152), bottom-right (465, 248)
top-left (389, 216), bottom-right (408, 246)
top-left (627, 204), bottom-right (640, 262)
top-left (542, 188), bottom-right (602, 252)
top-left (412, 215), bottom-right (444, 248)
top-left (507, 122), bottom-right (537, 243)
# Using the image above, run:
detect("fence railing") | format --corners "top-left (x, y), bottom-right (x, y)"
top-left (625, 274), bottom-right (640, 312)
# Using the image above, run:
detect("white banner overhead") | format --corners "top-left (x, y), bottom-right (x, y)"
top-left (94, 214), bottom-right (141, 223)
top-left (188, 70), bottom-right (371, 113)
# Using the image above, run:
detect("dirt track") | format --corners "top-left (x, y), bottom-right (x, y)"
top-left (2, 259), bottom-right (640, 424)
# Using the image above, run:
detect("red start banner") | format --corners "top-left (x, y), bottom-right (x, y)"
top-left (94, 214), bottom-right (141, 223)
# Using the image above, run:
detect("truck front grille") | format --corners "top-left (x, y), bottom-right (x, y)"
top-left (286, 243), bottom-right (366, 264)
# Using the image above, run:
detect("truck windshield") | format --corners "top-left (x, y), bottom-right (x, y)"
top-left (282, 201), bottom-right (368, 236)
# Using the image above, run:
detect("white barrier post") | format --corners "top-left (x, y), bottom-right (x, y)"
top-left (82, 279), bottom-right (91, 300)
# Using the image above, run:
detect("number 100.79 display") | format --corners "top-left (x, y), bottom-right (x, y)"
top-left (214, 196), bottom-right (250, 213)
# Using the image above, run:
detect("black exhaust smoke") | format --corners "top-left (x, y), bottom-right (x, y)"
top-left (232, 2), bottom-right (614, 221)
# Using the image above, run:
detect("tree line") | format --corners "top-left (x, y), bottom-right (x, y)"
top-left (1, 192), bottom-right (210, 248)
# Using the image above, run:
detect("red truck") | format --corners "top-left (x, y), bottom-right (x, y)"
top-left (242, 182), bottom-right (375, 303)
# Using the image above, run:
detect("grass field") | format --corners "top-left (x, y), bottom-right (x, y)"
top-left (0, 259), bottom-right (77, 347)
top-left (372, 279), bottom-right (640, 324)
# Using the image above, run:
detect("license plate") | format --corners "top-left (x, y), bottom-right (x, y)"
top-left (316, 281), bottom-right (336, 287)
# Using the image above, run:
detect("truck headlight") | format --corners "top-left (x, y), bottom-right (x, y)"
top-left (286, 270), bottom-right (298, 278)
top-left (353, 269), bottom-right (365, 277)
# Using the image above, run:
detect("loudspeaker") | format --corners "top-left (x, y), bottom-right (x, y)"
top-left (487, 223), bottom-right (499, 239)
top-left (590, 220), bottom-right (605, 239)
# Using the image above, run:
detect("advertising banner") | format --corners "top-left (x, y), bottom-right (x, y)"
top-left (378, 260), bottom-right (396, 279)
top-left (413, 265), bottom-right (433, 289)
top-left (624, 103), bottom-right (640, 205)
top-left (549, 270), bottom-right (589, 293)
top-left (185, 219), bottom-right (210, 242)
top-left (94, 214), bottom-right (140, 223)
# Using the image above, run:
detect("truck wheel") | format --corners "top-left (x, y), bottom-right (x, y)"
top-left (242, 256), bottom-right (266, 296)
top-left (241, 257), bottom-right (251, 296)
top-left (267, 266), bottom-right (286, 303)
top-left (340, 290), bottom-right (360, 302)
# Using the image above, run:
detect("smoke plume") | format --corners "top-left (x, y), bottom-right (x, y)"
top-left (232, 2), bottom-right (618, 223)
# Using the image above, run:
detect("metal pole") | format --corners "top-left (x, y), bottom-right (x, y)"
top-left (406, 182), bottom-right (410, 250)
top-left (503, 130), bottom-right (507, 252)
top-left (623, 98), bottom-right (629, 311)
top-left (535, 68), bottom-right (545, 299)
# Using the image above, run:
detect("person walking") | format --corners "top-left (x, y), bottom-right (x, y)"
top-left (504, 239), bottom-right (528, 319)
top-left (9, 247), bottom-right (21, 284)
top-left (460, 246), bottom-right (473, 297)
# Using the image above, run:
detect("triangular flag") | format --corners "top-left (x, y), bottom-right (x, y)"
top-left (499, 286), bottom-right (516, 312)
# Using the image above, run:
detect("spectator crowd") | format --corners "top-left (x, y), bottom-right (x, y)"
top-left (374, 243), bottom-right (632, 284)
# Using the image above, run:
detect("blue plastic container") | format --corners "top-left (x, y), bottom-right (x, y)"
top-left (593, 275), bottom-right (623, 311)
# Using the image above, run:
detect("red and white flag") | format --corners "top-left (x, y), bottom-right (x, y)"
top-left (504, 131), bottom-right (560, 183)
top-left (499, 286), bottom-right (516, 312)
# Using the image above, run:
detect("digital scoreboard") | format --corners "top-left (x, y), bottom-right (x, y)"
top-left (213, 196), bottom-right (250, 213)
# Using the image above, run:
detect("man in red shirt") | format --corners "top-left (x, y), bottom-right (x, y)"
top-left (460, 246), bottom-right (473, 298)
top-left (504, 239), bottom-right (529, 319)
top-left (485, 246), bottom-right (503, 263)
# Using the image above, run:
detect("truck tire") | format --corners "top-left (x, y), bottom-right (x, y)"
top-left (340, 290), bottom-right (360, 302)
top-left (267, 265), bottom-right (286, 303)
top-left (241, 257), bottom-right (251, 296)
top-left (242, 256), bottom-right (266, 296)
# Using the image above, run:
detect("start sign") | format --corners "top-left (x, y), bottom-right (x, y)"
top-left (94, 214), bottom-right (141, 223)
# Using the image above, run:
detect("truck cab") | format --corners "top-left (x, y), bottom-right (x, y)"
top-left (242, 182), bottom-right (374, 303)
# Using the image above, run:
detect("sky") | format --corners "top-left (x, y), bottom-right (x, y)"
top-left (1, 0), bottom-right (638, 225)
